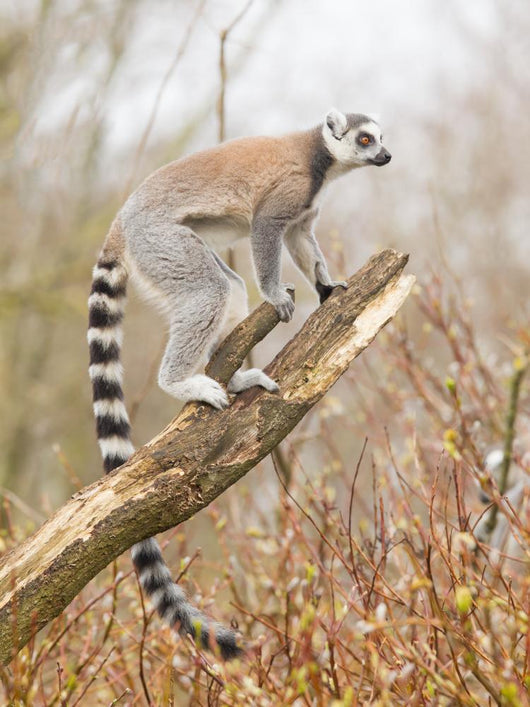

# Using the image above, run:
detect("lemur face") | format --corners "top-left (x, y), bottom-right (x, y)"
top-left (324, 109), bottom-right (392, 168)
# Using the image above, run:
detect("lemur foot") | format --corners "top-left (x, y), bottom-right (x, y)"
top-left (171, 374), bottom-right (229, 409)
top-left (316, 280), bottom-right (348, 304)
top-left (228, 368), bottom-right (279, 394)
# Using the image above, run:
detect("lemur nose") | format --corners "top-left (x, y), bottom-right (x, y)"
top-left (383, 151), bottom-right (392, 162)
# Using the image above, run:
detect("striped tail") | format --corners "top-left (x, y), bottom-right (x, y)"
top-left (88, 258), bottom-right (134, 470)
top-left (88, 255), bottom-right (242, 661)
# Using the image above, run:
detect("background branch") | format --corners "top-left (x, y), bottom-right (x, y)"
top-left (481, 351), bottom-right (529, 540)
top-left (0, 249), bottom-right (413, 665)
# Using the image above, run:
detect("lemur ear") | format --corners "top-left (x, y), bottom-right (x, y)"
top-left (325, 109), bottom-right (348, 140)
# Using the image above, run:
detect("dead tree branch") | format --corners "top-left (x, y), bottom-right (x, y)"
top-left (0, 249), bottom-right (414, 664)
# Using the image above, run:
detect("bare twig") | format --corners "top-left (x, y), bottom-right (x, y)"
top-left (217, 0), bottom-right (255, 143)
top-left (137, 573), bottom-right (153, 707)
top-left (124, 0), bottom-right (207, 196)
top-left (0, 487), bottom-right (45, 524)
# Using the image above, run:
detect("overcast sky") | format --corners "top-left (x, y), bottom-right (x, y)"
top-left (103, 0), bottom-right (506, 146)
top-left (20, 0), bottom-right (515, 146)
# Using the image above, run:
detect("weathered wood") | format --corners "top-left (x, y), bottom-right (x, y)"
top-left (0, 249), bottom-right (414, 664)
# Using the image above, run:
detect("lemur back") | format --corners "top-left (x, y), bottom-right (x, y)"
top-left (88, 110), bottom-right (391, 659)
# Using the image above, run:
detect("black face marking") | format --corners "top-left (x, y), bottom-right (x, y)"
top-left (356, 132), bottom-right (375, 148)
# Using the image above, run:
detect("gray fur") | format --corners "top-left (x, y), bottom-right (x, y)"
top-left (129, 225), bottom-right (232, 405)
top-left (251, 214), bottom-right (295, 322)
top-left (346, 113), bottom-right (373, 130)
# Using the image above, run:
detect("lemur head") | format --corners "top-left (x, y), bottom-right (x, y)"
top-left (323, 109), bottom-right (391, 169)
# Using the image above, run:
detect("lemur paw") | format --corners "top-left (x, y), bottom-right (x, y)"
top-left (178, 374), bottom-right (229, 409)
top-left (276, 300), bottom-right (295, 322)
top-left (269, 286), bottom-right (295, 322)
top-left (316, 280), bottom-right (348, 304)
top-left (228, 369), bottom-right (279, 393)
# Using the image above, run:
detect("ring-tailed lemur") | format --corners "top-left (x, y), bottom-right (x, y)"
top-left (88, 109), bottom-right (391, 659)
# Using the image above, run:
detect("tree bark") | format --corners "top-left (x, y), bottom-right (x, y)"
top-left (0, 249), bottom-right (414, 664)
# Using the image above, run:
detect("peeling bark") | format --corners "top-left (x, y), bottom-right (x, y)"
top-left (0, 249), bottom-right (414, 664)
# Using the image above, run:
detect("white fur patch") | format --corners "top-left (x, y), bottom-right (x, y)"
top-left (93, 398), bottom-right (130, 422)
top-left (159, 374), bottom-right (229, 409)
top-left (89, 360), bottom-right (124, 382)
top-left (228, 368), bottom-right (278, 393)
top-left (87, 326), bottom-right (123, 348)
top-left (98, 435), bottom-right (134, 459)
top-left (360, 120), bottom-right (381, 139)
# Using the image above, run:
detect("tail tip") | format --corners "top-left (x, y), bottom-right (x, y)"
top-left (216, 630), bottom-right (244, 661)
top-left (192, 621), bottom-right (244, 661)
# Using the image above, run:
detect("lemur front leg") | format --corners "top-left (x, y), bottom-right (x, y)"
top-left (251, 215), bottom-right (295, 322)
top-left (284, 210), bottom-right (347, 304)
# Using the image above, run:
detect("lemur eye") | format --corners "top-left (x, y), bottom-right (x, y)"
top-left (360, 135), bottom-right (371, 145)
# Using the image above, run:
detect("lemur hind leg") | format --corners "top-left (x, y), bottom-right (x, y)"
top-left (128, 226), bottom-right (232, 409)
top-left (210, 252), bottom-right (279, 395)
